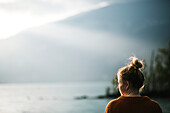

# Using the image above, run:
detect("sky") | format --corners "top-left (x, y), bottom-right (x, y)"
top-left (0, 0), bottom-right (118, 40)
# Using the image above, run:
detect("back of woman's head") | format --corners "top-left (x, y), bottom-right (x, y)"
top-left (117, 56), bottom-right (144, 90)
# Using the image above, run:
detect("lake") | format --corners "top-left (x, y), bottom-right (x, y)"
top-left (0, 82), bottom-right (169, 113)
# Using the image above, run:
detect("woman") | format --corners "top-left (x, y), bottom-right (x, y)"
top-left (105, 56), bottom-right (162, 113)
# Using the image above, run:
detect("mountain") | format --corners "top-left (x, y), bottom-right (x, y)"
top-left (0, 0), bottom-right (169, 83)
top-left (58, 0), bottom-right (170, 42)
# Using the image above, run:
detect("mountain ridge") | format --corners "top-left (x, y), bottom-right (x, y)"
top-left (57, 0), bottom-right (170, 42)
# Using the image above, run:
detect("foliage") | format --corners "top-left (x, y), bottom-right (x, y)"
top-left (154, 42), bottom-right (170, 92)
top-left (141, 42), bottom-right (170, 95)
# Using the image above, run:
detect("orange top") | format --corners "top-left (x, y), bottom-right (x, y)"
top-left (105, 96), bottom-right (162, 113)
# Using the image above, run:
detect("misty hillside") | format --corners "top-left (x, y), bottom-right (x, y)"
top-left (58, 0), bottom-right (170, 42)
top-left (0, 0), bottom-right (169, 83)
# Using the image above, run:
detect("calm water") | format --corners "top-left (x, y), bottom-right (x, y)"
top-left (0, 82), bottom-right (169, 113)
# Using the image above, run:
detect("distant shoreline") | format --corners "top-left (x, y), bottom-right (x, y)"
top-left (75, 91), bottom-right (170, 100)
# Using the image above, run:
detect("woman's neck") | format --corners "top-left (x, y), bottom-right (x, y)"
top-left (123, 90), bottom-right (140, 97)
top-left (124, 94), bottom-right (141, 97)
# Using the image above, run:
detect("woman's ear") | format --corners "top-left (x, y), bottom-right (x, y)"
top-left (125, 81), bottom-right (130, 90)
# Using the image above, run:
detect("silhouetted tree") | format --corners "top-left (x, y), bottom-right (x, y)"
top-left (149, 51), bottom-right (156, 91)
top-left (143, 42), bottom-right (170, 96)
top-left (154, 42), bottom-right (170, 93)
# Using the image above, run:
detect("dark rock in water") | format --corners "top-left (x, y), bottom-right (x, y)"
top-left (96, 95), bottom-right (106, 99)
top-left (97, 93), bottom-right (120, 99)
top-left (75, 95), bottom-right (88, 100)
top-left (74, 93), bottom-right (120, 100)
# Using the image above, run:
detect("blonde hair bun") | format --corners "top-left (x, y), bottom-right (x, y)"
top-left (130, 56), bottom-right (143, 70)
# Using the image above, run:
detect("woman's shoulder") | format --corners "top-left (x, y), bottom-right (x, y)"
top-left (105, 96), bottom-right (163, 113)
top-left (148, 98), bottom-right (162, 108)
top-left (106, 97), bottom-right (122, 107)
top-left (148, 98), bottom-right (163, 113)
top-left (107, 96), bottom-right (160, 106)
top-left (105, 98), bottom-right (121, 112)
